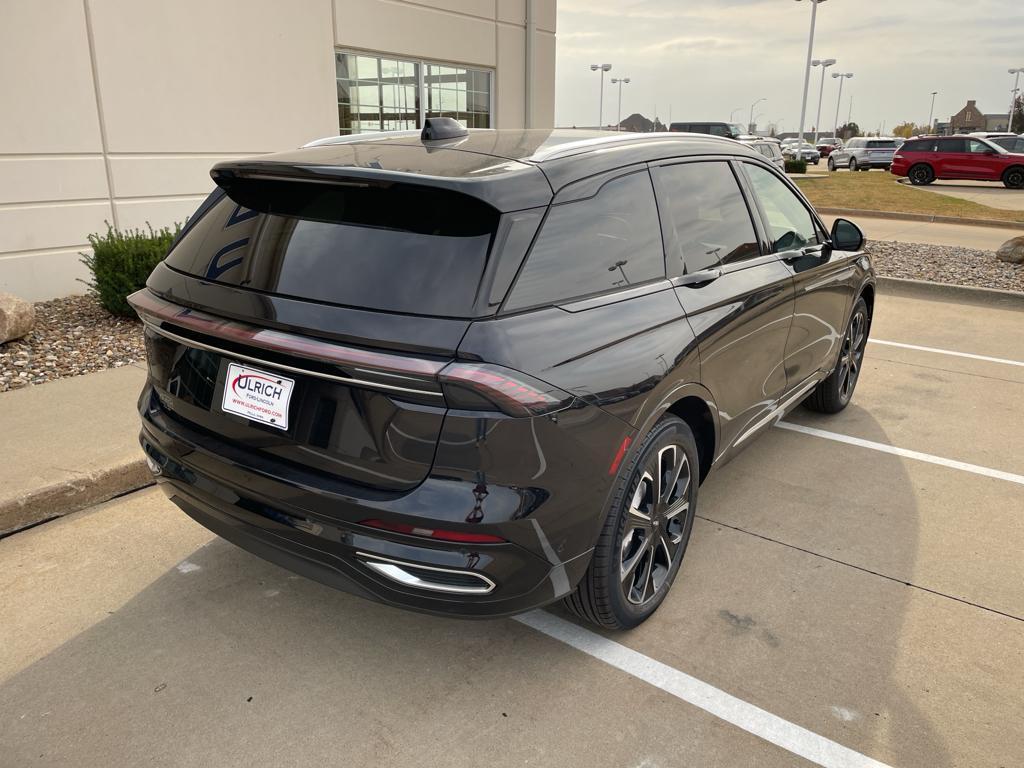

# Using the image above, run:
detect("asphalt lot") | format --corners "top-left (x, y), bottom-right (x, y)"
top-left (2, 289), bottom-right (1023, 768)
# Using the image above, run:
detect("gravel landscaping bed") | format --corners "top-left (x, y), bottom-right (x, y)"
top-left (0, 295), bottom-right (144, 392)
top-left (866, 240), bottom-right (1023, 293)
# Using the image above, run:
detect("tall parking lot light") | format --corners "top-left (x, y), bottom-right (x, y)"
top-left (795, 0), bottom-right (828, 143)
top-left (1009, 69), bottom-right (1024, 132)
top-left (832, 72), bottom-right (853, 139)
top-left (928, 91), bottom-right (938, 132)
top-left (749, 98), bottom-right (766, 133)
top-left (811, 58), bottom-right (837, 144)
top-left (591, 64), bottom-right (612, 128)
top-left (611, 77), bottom-right (631, 131)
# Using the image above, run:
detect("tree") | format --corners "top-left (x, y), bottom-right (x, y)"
top-left (1011, 95), bottom-right (1024, 134)
top-left (837, 122), bottom-right (860, 140)
top-left (893, 122), bottom-right (930, 138)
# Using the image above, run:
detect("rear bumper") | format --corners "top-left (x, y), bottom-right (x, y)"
top-left (139, 386), bottom-right (609, 618)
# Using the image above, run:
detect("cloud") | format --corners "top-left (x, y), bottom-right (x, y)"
top-left (555, 0), bottom-right (1024, 132)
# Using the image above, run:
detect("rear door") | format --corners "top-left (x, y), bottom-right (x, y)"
top-left (935, 138), bottom-right (968, 177)
top-left (652, 158), bottom-right (794, 455)
top-left (740, 162), bottom-right (856, 387)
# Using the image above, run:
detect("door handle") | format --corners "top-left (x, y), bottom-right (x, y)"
top-left (674, 268), bottom-right (722, 287)
top-left (784, 245), bottom-right (825, 262)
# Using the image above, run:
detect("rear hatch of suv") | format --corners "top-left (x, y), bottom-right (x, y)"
top-left (865, 139), bottom-right (897, 165)
top-left (135, 157), bottom-right (547, 493)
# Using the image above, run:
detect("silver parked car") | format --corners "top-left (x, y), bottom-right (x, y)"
top-left (740, 138), bottom-right (785, 170)
top-left (828, 137), bottom-right (899, 172)
top-left (782, 141), bottom-right (820, 165)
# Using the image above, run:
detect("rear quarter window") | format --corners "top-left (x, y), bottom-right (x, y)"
top-left (504, 171), bottom-right (664, 311)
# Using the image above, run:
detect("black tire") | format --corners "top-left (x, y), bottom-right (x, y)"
top-left (804, 297), bottom-right (869, 414)
top-left (908, 163), bottom-right (935, 185)
top-left (1002, 166), bottom-right (1024, 189)
top-left (564, 416), bottom-right (699, 629)
top-left (827, 157), bottom-right (836, 172)
top-left (849, 158), bottom-right (858, 172)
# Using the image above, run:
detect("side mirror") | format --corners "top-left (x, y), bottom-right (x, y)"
top-left (830, 218), bottom-right (864, 251)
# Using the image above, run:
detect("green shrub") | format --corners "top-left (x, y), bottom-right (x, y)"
top-left (80, 222), bottom-right (181, 317)
top-left (785, 159), bottom-right (808, 174)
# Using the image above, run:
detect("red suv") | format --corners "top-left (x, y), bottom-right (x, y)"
top-left (891, 135), bottom-right (1024, 188)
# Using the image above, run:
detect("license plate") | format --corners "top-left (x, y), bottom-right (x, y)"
top-left (221, 362), bottom-right (294, 430)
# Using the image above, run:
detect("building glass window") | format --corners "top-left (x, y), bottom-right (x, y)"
top-left (336, 51), bottom-right (492, 135)
top-left (425, 63), bottom-right (491, 128)
top-left (336, 52), bottom-right (419, 135)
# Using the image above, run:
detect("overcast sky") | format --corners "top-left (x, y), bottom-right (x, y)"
top-left (554, 0), bottom-right (1024, 134)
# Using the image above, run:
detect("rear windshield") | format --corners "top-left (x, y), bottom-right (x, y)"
top-left (164, 181), bottom-right (500, 317)
top-left (867, 140), bottom-right (897, 149)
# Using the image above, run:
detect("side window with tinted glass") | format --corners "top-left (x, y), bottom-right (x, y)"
top-left (654, 161), bottom-right (760, 274)
top-left (504, 171), bottom-right (665, 311)
top-left (937, 138), bottom-right (966, 153)
top-left (744, 164), bottom-right (818, 253)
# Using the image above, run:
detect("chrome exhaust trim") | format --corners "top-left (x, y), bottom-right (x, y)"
top-left (356, 552), bottom-right (496, 595)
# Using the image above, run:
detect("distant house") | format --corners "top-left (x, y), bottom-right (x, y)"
top-left (984, 114), bottom-right (1010, 131)
top-left (948, 100), bottom-right (1008, 133)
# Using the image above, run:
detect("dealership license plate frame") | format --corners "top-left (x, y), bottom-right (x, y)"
top-left (221, 362), bottom-right (295, 431)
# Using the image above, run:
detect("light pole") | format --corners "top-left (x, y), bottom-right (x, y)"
top-left (611, 77), bottom-right (631, 131)
top-left (590, 63), bottom-right (612, 128)
top-left (795, 0), bottom-right (828, 143)
top-left (927, 91), bottom-right (938, 132)
top-left (811, 58), bottom-right (837, 143)
top-left (832, 72), bottom-right (853, 139)
top-left (749, 97), bottom-right (766, 133)
top-left (1009, 68), bottom-right (1024, 132)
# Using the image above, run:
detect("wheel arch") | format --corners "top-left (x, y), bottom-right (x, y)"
top-left (628, 382), bottom-right (720, 486)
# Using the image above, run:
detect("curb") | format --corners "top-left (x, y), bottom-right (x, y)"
top-left (817, 207), bottom-right (1024, 231)
top-left (876, 276), bottom-right (1024, 309)
top-left (0, 459), bottom-right (153, 537)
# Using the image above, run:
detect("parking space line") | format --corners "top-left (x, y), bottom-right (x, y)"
top-left (514, 610), bottom-right (893, 768)
top-left (870, 339), bottom-right (1024, 368)
top-left (776, 422), bottom-right (1024, 486)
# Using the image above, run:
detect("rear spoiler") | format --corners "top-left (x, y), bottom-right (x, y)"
top-left (210, 156), bottom-right (551, 213)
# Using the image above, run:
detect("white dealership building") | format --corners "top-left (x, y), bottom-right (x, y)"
top-left (1, 0), bottom-right (557, 299)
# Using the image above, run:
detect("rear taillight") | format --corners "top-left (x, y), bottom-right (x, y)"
top-left (359, 518), bottom-right (505, 544)
top-left (438, 362), bottom-right (575, 417)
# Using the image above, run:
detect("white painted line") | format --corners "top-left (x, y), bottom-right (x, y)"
top-left (776, 422), bottom-right (1024, 486)
top-left (514, 610), bottom-right (893, 768)
top-left (870, 339), bottom-right (1024, 368)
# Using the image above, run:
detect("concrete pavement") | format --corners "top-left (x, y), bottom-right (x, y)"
top-left (2, 289), bottom-right (1023, 767)
top-left (912, 179), bottom-right (1024, 212)
top-left (820, 213), bottom-right (1022, 250)
top-left (0, 364), bottom-right (149, 535)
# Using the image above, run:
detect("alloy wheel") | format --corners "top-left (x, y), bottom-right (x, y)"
top-left (1005, 169), bottom-right (1024, 189)
top-left (620, 445), bottom-right (691, 606)
top-left (910, 165), bottom-right (933, 185)
top-left (837, 308), bottom-right (867, 402)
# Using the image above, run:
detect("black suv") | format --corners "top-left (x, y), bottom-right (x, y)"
top-left (132, 122), bottom-right (874, 629)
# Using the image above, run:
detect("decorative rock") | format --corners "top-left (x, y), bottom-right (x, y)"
top-left (995, 236), bottom-right (1024, 265)
top-left (0, 292), bottom-right (35, 344)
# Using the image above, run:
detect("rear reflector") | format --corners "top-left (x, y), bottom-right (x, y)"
top-left (359, 518), bottom-right (505, 544)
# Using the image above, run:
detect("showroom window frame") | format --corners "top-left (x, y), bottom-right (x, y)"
top-left (336, 48), bottom-right (495, 134)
